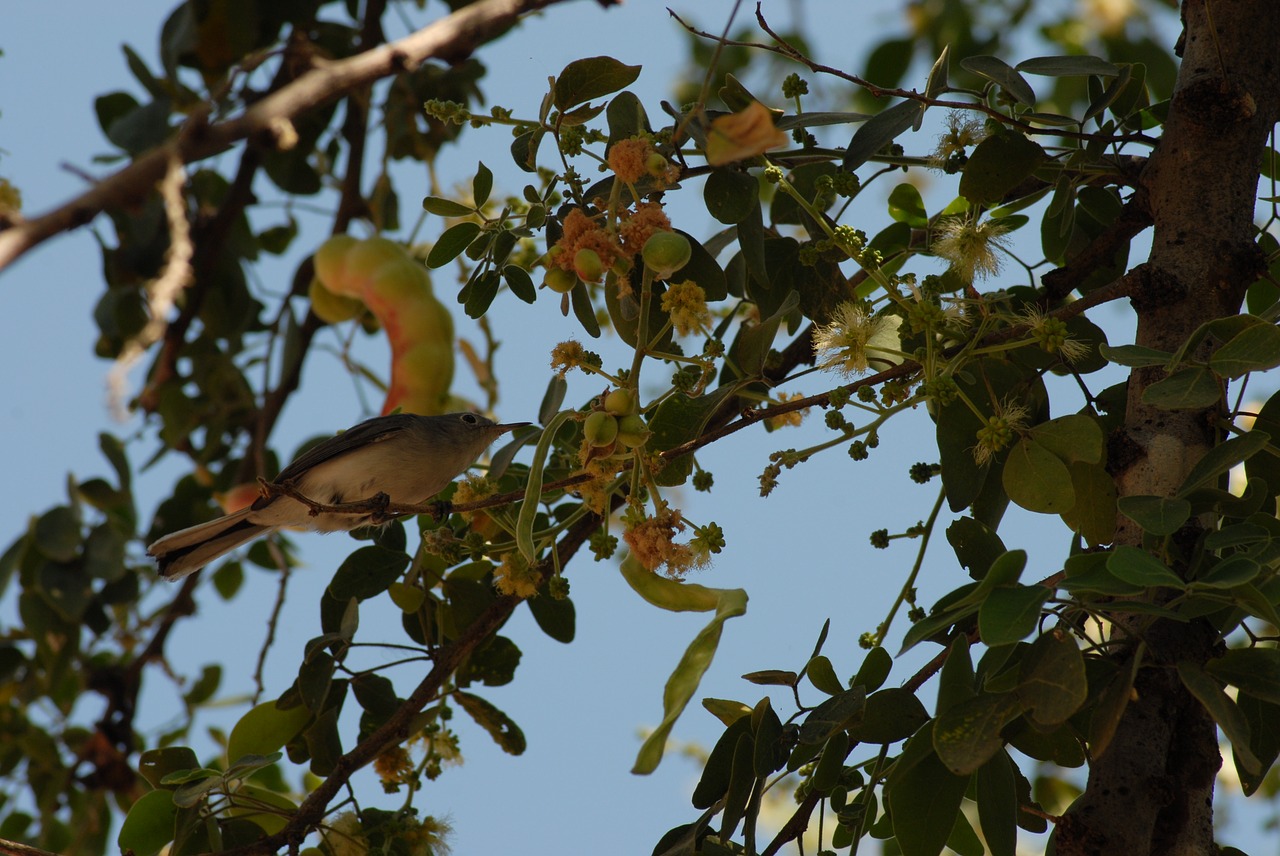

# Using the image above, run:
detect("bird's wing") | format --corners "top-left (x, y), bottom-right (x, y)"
top-left (271, 414), bottom-right (418, 484)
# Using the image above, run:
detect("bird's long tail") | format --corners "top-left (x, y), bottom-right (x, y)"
top-left (147, 508), bottom-right (273, 580)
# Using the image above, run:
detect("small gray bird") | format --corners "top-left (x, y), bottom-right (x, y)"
top-left (148, 412), bottom-right (528, 580)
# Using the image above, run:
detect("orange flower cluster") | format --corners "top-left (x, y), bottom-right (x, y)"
top-left (551, 203), bottom-right (674, 277)
top-left (554, 208), bottom-right (621, 273)
top-left (618, 201), bottom-right (672, 253)
top-left (608, 136), bottom-right (681, 187)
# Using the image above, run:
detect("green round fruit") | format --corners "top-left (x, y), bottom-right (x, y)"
top-left (574, 248), bottom-right (605, 283)
top-left (641, 231), bottom-right (691, 278)
top-left (583, 411), bottom-right (619, 447)
top-left (544, 267), bottom-right (577, 294)
top-left (603, 388), bottom-right (636, 416)
top-left (617, 414), bottom-right (649, 448)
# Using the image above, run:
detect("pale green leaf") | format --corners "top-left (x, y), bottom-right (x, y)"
top-left (1003, 438), bottom-right (1074, 513)
top-left (1106, 545), bottom-right (1186, 589)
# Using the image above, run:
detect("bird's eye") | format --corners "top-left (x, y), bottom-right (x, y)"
top-left (461, 413), bottom-right (478, 424)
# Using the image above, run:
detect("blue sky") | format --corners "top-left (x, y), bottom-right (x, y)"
top-left (3, 2), bottom-right (1273, 854)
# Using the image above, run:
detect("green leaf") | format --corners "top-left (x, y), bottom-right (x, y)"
top-left (959, 132), bottom-right (1047, 205)
top-left (606, 90), bottom-right (651, 146)
top-left (843, 99), bottom-right (924, 171)
top-left (1178, 430), bottom-right (1271, 496)
top-left (1106, 546), bottom-right (1186, 589)
top-left (455, 691), bottom-right (526, 755)
top-left (960, 56), bottom-right (1036, 106)
top-left (952, 549), bottom-right (1027, 611)
top-left (1142, 367), bottom-right (1221, 410)
top-left (853, 645), bottom-right (893, 693)
top-left (1090, 655), bottom-right (1141, 759)
top-left (117, 788), bottom-right (178, 856)
top-left (569, 278), bottom-right (601, 337)
top-left (692, 716), bottom-right (752, 808)
top-left (719, 731), bottom-right (755, 840)
top-left (798, 687), bottom-right (867, 744)
top-left (1060, 461), bottom-right (1117, 546)
top-left (1236, 692), bottom-right (1280, 795)
top-left (647, 383), bottom-right (745, 487)
top-left (1206, 648), bottom-right (1280, 705)
top-left (328, 546), bottom-right (409, 602)
top-left (847, 687), bottom-right (929, 743)
top-left (934, 692), bottom-right (1023, 775)
top-left (34, 506), bottom-right (80, 563)
top-left (810, 731), bottom-right (849, 793)
top-left (752, 698), bottom-right (786, 777)
top-left (421, 196), bottom-right (474, 219)
top-left (1117, 495), bottom-right (1192, 536)
top-left (805, 655), bottom-right (843, 695)
top-left (925, 45), bottom-right (951, 99)
top-left (227, 701), bottom-right (312, 763)
top-left (1017, 631), bottom-right (1088, 726)
top-left (1177, 661), bottom-right (1261, 774)
top-left (1196, 555), bottom-right (1261, 589)
top-left (427, 221), bottom-right (482, 268)
top-left (1016, 55), bottom-right (1121, 77)
top-left (947, 806), bottom-right (986, 856)
top-left (471, 162), bottom-right (492, 208)
top-left (889, 724), bottom-right (971, 856)
top-left (1003, 438), bottom-right (1074, 513)
top-left (1210, 322), bottom-right (1280, 377)
top-left (1099, 342), bottom-right (1173, 367)
top-left (937, 635), bottom-right (977, 715)
top-left (526, 591), bottom-right (575, 643)
top-left (553, 56), bottom-right (642, 110)
top-left (1029, 414), bottom-right (1103, 464)
top-left (625, 555), bottom-right (749, 773)
top-left (979, 585), bottom-right (1051, 646)
top-left (946, 516), bottom-right (1007, 580)
top-left (704, 169), bottom-right (759, 225)
top-left (138, 747), bottom-right (200, 789)
top-left (510, 128), bottom-right (544, 172)
top-left (975, 750), bottom-right (1018, 856)
top-left (502, 264), bottom-right (537, 304)
top-left (298, 650), bottom-right (334, 713)
top-left (888, 182), bottom-right (929, 228)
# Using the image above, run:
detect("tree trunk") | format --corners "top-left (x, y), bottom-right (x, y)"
top-left (1057, 1), bottom-right (1280, 854)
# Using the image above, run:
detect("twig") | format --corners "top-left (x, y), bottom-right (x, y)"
top-left (0, 0), bottom-right (569, 274)
top-left (0, 838), bottom-right (64, 856)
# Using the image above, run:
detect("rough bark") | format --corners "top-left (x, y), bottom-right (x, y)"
top-left (1058, 2), bottom-right (1280, 854)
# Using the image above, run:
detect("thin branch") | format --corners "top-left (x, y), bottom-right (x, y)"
top-left (668, 7), bottom-right (1155, 148)
top-left (0, 838), bottom-right (64, 856)
top-left (0, 0), bottom-right (570, 275)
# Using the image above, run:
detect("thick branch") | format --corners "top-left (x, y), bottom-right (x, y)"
top-left (1060, 2), bottom-right (1280, 854)
top-left (0, 0), bottom-right (569, 275)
